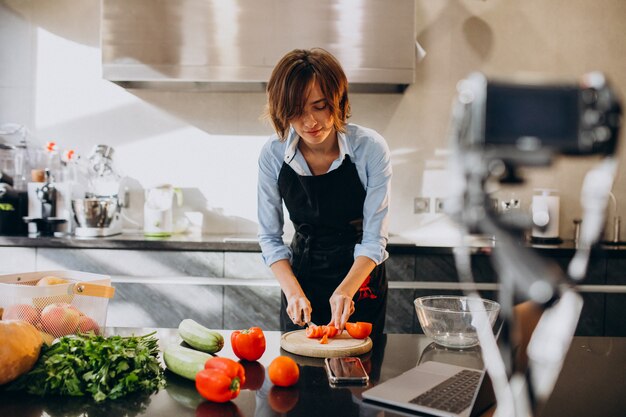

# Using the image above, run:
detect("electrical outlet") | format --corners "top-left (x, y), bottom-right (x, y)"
top-left (414, 197), bottom-right (430, 214)
top-left (434, 198), bottom-right (445, 213)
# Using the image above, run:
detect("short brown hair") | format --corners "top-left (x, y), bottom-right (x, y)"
top-left (266, 48), bottom-right (351, 140)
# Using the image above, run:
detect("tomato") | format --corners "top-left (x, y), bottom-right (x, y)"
top-left (195, 368), bottom-right (241, 403)
top-left (204, 357), bottom-right (246, 387)
top-left (306, 324), bottom-right (338, 339)
top-left (268, 386), bottom-right (300, 413)
top-left (268, 356), bottom-right (300, 387)
top-left (231, 327), bottom-right (266, 361)
top-left (323, 325), bottom-right (339, 338)
top-left (345, 321), bottom-right (373, 339)
top-left (319, 334), bottom-right (329, 344)
top-left (305, 324), bottom-right (322, 338)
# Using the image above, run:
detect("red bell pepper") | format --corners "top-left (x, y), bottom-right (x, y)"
top-left (231, 327), bottom-right (266, 361)
top-left (196, 357), bottom-right (245, 403)
top-left (204, 356), bottom-right (246, 386)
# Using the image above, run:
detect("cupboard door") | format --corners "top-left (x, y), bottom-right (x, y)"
top-left (606, 258), bottom-right (626, 337)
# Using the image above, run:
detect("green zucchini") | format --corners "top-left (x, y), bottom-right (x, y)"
top-left (163, 344), bottom-right (212, 381)
top-left (178, 319), bottom-right (224, 353)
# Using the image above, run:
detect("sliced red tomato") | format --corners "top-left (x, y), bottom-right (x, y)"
top-left (323, 325), bottom-right (339, 338)
top-left (319, 334), bottom-right (329, 344)
top-left (306, 324), bottom-right (339, 339)
top-left (345, 322), bottom-right (373, 339)
top-left (305, 324), bottom-right (322, 338)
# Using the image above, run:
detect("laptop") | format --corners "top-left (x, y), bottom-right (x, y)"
top-left (361, 360), bottom-right (494, 417)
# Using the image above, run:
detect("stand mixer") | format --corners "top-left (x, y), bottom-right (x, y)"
top-left (72, 145), bottom-right (122, 237)
top-left (72, 197), bottom-right (122, 237)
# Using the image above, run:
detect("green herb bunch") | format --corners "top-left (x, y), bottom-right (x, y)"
top-left (10, 331), bottom-right (166, 402)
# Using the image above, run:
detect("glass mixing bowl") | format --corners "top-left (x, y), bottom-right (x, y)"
top-left (414, 295), bottom-right (500, 349)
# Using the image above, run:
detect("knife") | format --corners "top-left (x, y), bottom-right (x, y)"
top-left (300, 312), bottom-right (316, 328)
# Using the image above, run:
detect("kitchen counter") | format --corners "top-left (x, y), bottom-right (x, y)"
top-left (1, 329), bottom-right (624, 417)
top-left (3, 231), bottom-right (626, 256)
top-left (2, 232), bottom-right (625, 336)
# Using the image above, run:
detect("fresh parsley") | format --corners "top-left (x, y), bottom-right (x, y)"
top-left (9, 331), bottom-right (165, 402)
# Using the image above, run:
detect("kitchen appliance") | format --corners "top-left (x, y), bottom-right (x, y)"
top-left (143, 184), bottom-right (182, 237)
top-left (0, 182), bottom-right (28, 235)
top-left (24, 142), bottom-right (75, 236)
top-left (72, 197), bottom-right (122, 237)
top-left (0, 125), bottom-right (30, 236)
top-left (25, 168), bottom-right (71, 236)
top-left (101, 0), bottom-right (417, 93)
top-left (530, 189), bottom-right (561, 243)
top-left (70, 145), bottom-right (123, 237)
top-left (25, 183), bottom-right (71, 236)
top-left (0, 144), bottom-right (28, 235)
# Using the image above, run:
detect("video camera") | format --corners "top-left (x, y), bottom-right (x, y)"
top-left (447, 72), bottom-right (622, 416)
top-left (456, 72), bottom-right (622, 168)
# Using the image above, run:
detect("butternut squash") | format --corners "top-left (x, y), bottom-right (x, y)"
top-left (0, 320), bottom-right (43, 385)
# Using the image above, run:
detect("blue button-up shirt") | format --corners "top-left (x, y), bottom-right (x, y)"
top-left (257, 123), bottom-right (392, 267)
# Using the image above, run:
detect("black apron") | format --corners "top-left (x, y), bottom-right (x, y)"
top-left (277, 154), bottom-right (387, 334)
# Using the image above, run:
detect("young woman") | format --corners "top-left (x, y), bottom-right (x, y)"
top-left (258, 48), bottom-right (392, 334)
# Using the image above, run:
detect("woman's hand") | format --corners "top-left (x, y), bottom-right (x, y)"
top-left (270, 259), bottom-right (312, 326)
top-left (329, 291), bottom-right (355, 331)
top-left (286, 294), bottom-right (312, 327)
top-left (330, 256), bottom-right (376, 330)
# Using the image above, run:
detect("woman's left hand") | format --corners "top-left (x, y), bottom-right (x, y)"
top-left (329, 291), bottom-right (355, 330)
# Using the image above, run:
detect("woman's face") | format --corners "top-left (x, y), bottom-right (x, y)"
top-left (290, 81), bottom-right (336, 147)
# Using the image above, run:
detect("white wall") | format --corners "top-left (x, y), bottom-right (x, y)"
top-left (2, 0), bottom-right (626, 242)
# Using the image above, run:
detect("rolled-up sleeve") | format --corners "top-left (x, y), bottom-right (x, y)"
top-left (257, 139), bottom-right (292, 266)
top-left (354, 135), bottom-right (392, 264)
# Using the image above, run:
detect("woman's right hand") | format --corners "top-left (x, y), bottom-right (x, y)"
top-left (269, 259), bottom-right (312, 326)
top-left (286, 294), bottom-right (312, 327)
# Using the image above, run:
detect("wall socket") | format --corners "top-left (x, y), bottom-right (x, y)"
top-left (414, 197), bottom-right (430, 214)
top-left (414, 197), bottom-right (447, 214)
top-left (415, 197), bottom-right (497, 215)
top-left (434, 198), bottom-right (445, 213)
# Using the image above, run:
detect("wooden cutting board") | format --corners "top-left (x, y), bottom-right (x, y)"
top-left (280, 330), bottom-right (373, 358)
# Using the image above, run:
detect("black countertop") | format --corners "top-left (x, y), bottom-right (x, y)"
top-left (3, 231), bottom-right (625, 256)
top-left (1, 329), bottom-right (624, 417)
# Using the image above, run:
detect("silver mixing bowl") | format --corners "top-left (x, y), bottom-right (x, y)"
top-left (71, 198), bottom-right (120, 228)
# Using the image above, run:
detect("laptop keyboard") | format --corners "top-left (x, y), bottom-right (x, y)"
top-left (409, 369), bottom-right (482, 414)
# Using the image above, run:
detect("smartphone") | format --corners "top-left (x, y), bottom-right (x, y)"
top-left (324, 357), bottom-right (369, 386)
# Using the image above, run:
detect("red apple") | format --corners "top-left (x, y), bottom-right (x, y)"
top-left (40, 302), bottom-right (81, 337)
top-left (77, 316), bottom-right (100, 335)
top-left (3, 304), bottom-right (40, 326)
top-left (67, 305), bottom-right (85, 316)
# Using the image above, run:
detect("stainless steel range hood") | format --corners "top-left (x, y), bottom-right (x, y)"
top-left (101, 0), bottom-right (417, 93)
